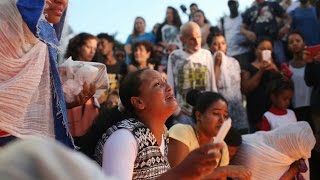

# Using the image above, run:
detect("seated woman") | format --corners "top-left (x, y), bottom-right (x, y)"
top-left (94, 69), bottom-right (224, 179)
top-left (168, 90), bottom-right (251, 180)
top-left (127, 41), bottom-right (155, 73)
top-left (232, 121), bottom-right (315, 180)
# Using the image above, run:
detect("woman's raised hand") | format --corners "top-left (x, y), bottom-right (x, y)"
top-left (66, 82), bottom-right (96, 109)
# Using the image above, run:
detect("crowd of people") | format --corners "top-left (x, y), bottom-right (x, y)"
top-left (1, 0), bottom-right (320, 179)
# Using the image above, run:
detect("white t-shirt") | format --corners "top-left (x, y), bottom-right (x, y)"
top-left (289, 65), bottom-right (312, 108)
top-left (264, 109), bottom-right (297, 130)
top-left (219, 15), bottom-right (250, 57)
top-left (161, 24), bottom-right (182, 49)
top-left (102, 129), bottom-right (165, 180)
top-left (167, 49), bottom-right (217, 113)
top-left (213, 53), bottom-right (242, 101)
top-left (286, 1), bottom-right (300, 13)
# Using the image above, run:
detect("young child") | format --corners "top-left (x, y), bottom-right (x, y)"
top-left (257, 78), bottom-right (308, 180)
top-left (104, 91), bottom-right (120, 110)
top-left (224, 127), bottom-right (242, 161)
top-left (257, 78), bottom-right (296, 131)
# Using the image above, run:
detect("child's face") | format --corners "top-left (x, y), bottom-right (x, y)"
top-left (288, 34), bottom-right (304, 54)
top-left (106, 94), bottom-right (119, 109)
top-left (228, 146), bottom-right (239, 160)
top-left (271, 90), bottom-right (293, 110)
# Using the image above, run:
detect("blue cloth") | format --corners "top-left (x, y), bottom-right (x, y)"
top-left (16, 0), bottom-right (73, 148)
top-left (290, 6), bottom-right (320, 46)
top-left (125, 32), bottom-right (156, 45)
top-left (16, 0), bottom-right (44, 36)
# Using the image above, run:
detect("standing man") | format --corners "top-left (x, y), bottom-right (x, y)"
top-left (96, 33), bottom-right (124, 93)
top-left (167, 22), bottom-right (217, 124)
top-left (219, 0), bottom-right (252, 69)
top-left (240, 0), bottom-right (292, 63)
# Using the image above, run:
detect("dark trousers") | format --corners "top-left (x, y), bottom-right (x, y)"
top-left (309, 106), bottom-right (320, 180)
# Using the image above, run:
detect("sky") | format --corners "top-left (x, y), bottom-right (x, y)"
top-left (67, 0), bottom-right (254, 43)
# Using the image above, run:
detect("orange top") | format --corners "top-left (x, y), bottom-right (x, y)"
top-left (67, 98), bottom-right (99, 137)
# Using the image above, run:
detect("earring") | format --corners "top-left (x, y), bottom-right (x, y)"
top-left (44, 12), bottom-right (48, 19)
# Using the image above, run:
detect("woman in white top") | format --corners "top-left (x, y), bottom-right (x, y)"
top-left (209, 33), bottom-right (249, 133)
top-left (287, 31), bottom-right (312, 122)
top-left (94, 69), bottom-right (224, 180)
top-left (156, 6), bottom-right (182, 49)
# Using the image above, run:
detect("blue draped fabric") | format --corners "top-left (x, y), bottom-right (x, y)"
top-left (16, 0), bottom-right (73, 148)
top-left (16, 0), bottom-right (44, 35)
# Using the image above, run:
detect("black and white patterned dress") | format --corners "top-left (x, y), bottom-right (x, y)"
top-left (94, 118), bottom-right (171, 179)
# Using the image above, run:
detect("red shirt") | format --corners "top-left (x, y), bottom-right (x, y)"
top-left (0, 130), bottom-right (10, 137)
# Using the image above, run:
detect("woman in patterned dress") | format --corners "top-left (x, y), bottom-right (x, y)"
top-left (94, 69), bottom-right (223, 179)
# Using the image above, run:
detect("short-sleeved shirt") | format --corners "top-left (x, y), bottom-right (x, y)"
top-left (167, 49), bottom-right (217, 114)
top-left (169, 123), bottom-right (229, 166)
top-left (290, 6), bottom-right (320, 46)
top-left (242, 1), bottom-right (285, 40)
top-left (106, 61), bottom-right (125, 92)
top-left (219, 15), bottom-right (250, 56)
top-left (125, 32), bottom-right (156, 45)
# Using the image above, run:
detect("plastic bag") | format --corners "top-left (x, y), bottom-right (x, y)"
top-left (59, 57), bottom-right (109, 103)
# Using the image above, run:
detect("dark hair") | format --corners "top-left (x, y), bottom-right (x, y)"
top-left (97, 33), bottom-right (115, 44)
top-left (254, 36), bottom-right (278, 62)
top-left (119, 69), bottom-right (148, 115)
top-left (287, 30), bottom-right (305, 42)
top-left (255, 36), bottom-right (273, 48)
top-left (186, 90), bottom-right (228, 123)
top-left (206, 26), bottom-right (222, 47)
top-left (166, 6), bottom-right (182, 28)
top-left (194, 9), bottom-right (210, 24)
top-left (132, 16), bottom-right (146, 39)
top-left (224, 127), bottom-right (242, 147)
top-left (155, 7), bottom-right (182, 43)
top-left (64, 32), bottom-right (96, 60)
top-left (267, 78), bottom-right (294, 97)
top-left (131, 41), bottom-right (153, 67)
top-left (77, 69), bottom-right (148, 158)
top-left (190, 3), bottom-right (198, 8)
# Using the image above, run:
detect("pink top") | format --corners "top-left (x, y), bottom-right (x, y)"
top-left (67, 98), bottom-right (99, 137)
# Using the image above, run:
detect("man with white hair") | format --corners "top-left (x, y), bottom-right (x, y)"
top-left (167, 22), bottom-right (217, 125)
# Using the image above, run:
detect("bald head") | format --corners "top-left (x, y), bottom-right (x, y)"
top-left (180, 22), bottom-right (202, 53)
top-left (180, 21), bottom-right (200, 37)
